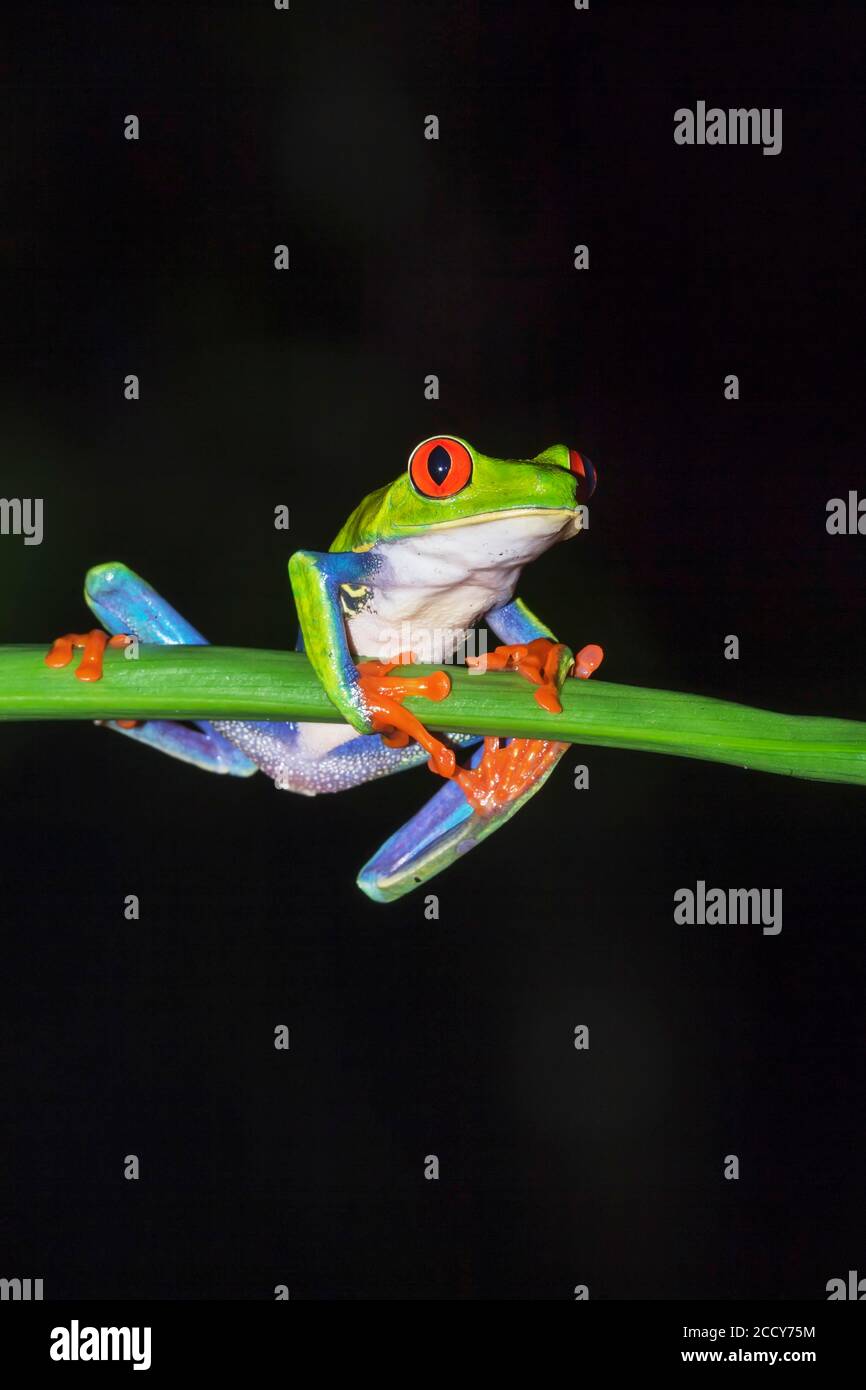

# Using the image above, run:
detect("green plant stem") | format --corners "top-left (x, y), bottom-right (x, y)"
top-left (1, 643), bottom-right (865, 786)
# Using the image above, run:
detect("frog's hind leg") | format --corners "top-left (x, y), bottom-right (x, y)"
top-left (82, 562), bottom-right (257, 777)
top-left (211, 718), bottom-right (481, 796)
top-left (357, 737), bottom-right (567, 903)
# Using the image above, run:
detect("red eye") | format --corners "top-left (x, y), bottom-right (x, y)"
top-left (568, 449), bottom-right (597, 500)
top-left (409, 437), bottom-right (473, 498)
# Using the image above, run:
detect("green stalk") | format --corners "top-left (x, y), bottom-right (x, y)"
top-left (1, 643), bottom-right (865, 786)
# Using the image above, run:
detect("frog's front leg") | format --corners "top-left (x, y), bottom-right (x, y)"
top-left (357, 597), bottom-right (604, 900)
top-left (43, 562), bottom-right (258, 777)
top-left (479, 596), bottom-right (603, 707)
top-left (455, 595), bottom-right (603, 815)
top-left (288, 548), bottom-right (457, 776)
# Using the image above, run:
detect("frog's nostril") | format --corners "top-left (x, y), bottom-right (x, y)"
top-left (568, 449), bottom-right (597, 499)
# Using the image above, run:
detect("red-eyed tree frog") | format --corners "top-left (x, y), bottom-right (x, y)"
top-left (45, 437), bottom-right (602, 901)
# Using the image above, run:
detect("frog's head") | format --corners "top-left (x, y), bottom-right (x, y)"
top-left (342, 436), bottom-right (597, 561)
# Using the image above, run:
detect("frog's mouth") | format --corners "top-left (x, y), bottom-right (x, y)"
top-left (397, 506), bottom-right (584, 567)
top-left (412, 505), bottom-right (582, 535)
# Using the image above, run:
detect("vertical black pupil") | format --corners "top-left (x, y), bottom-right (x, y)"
top-left (428, 444), bottom-right (452, 485)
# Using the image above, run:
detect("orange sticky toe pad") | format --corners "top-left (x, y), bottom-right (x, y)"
top-left (45, 630), bottom-right (132, 682)
top-left (573, 643), bottom-right (604, 679)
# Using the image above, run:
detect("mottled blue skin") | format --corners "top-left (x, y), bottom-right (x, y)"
top-left (82, 561), bottom-right (559, 901)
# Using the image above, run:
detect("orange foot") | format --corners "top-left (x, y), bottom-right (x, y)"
top-left (356, 655), bottom-right (456, 778)
top-left (45, 629), bottom-right (133, 682)
top-left (456, 735), bottom-right (569, 815)
top-left (467, 637), bottom-right (604, 713)
top-left (458, 639), bottom-right (605, 816)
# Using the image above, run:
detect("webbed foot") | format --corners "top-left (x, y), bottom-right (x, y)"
top-left (454, 735), bottom-right (568, 815)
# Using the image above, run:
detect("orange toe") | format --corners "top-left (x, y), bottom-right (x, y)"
top-left (358, 658), bottom-right (456, 780)
top-left (470, 637), bottom-right (570, 713)
top-left (573, 643), bottom-right (604, 679)
top-left (45, 630), bottom-right (132, 681)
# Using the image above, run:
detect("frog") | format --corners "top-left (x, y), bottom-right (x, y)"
top-left (45, 436), bottom-right (602, 902)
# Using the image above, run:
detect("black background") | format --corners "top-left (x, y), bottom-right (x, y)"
top-left (0, 0), bottom-right (864, 1300)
